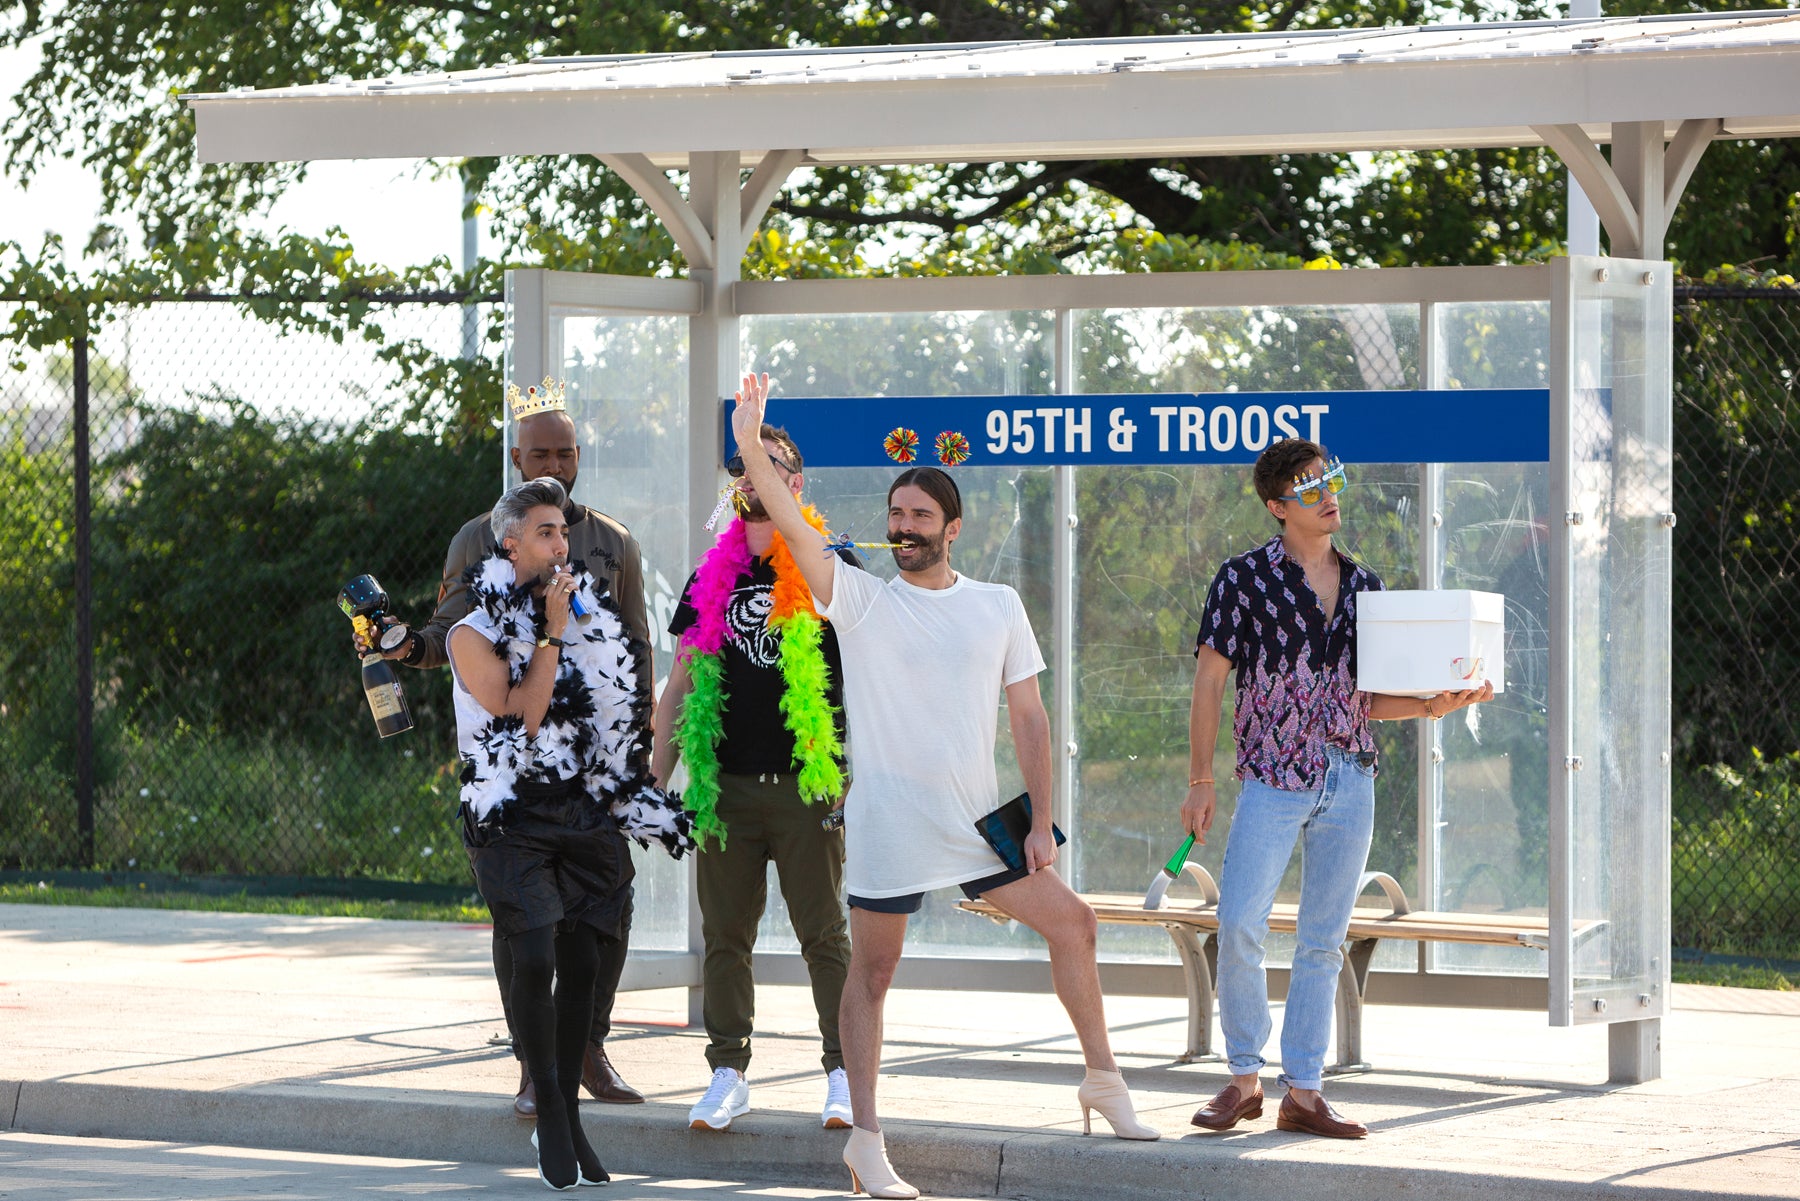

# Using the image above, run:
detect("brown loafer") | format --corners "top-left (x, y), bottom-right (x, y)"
top-left (583, 1043), bottom-right (646, 1104)
top-left (1276, 1091), bottom-right (1367, 1139)
top-left (1190, 1082), bottom-right (1264, 1131)
top-left (512, 1061), bottom-right (537, 1119)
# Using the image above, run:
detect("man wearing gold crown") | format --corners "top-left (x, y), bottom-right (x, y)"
top-left (366, 379), bottom-right (653, 1116)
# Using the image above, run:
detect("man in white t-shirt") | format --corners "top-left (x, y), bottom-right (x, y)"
top-left (730, 374), bottom-right (1159, 1201)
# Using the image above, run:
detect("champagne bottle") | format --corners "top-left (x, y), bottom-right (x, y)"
top-left (360, 651), bottom-right (415, 738)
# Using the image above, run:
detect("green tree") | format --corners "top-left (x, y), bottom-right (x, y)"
top-left (8, 0), bottom-right (1795, 292)
top-left (0, 0), bottom-right (1540, 282)
top-left (88, 395), bottom-right (498, 743)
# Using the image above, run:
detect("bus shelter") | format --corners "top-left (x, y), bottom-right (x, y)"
top-left (189, 11), bottom-right (1800, 1084)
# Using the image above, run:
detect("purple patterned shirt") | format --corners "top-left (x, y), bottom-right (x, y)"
top-left (1196, 536), bottom-right (1384, 791)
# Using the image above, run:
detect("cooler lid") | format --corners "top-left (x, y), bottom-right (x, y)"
top-left (1358, 589), bottom-right (1504, 623)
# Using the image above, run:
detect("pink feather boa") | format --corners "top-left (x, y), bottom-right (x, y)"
top-left (679, 517), bottom-right (754, 656)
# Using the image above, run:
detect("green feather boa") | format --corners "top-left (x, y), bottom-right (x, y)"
top-left (774, 610), bottom-right (847, 805)
top-left (673, 612), bottom-right (845, 853)
top-left (675, 649), bottom-right (731, 850)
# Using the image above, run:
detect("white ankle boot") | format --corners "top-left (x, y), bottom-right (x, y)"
top-left (1077, 1067), bottom-right (1161, 1140)
top-left (842, 1126), bottom-right (919, 1199)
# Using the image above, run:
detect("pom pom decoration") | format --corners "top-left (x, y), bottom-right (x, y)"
top-left (884, 427), bottom-right (919, 464)
top-left (935, 430), bottom-right (972, 467)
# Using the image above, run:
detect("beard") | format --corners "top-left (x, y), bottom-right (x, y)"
top-left (889, 530), bottom-right (945, 572)
top-left (523, 557), bottom-right (568, 590)
top-left (737, 493), bottom-right (770, 522)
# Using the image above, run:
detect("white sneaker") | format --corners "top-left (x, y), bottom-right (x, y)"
top-left (821, 1066), bottom-right (853, 1129)
top-left (688, 1066), bottom-right (749, 1131)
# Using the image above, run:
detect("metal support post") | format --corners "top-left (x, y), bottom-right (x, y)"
top-left (1417, 303), bottom-right (1445, 960)
top-left (1609, 1015), bottom-right (1661, 1084)
top-left (1051, 310), bottom-right (1078, 863)
top-left (1566, 0), bottom-right (1602, 258)
top-left (682, 150), bottom-right (746, 1027)
top-left (74, 334), bottom-right (95, 866)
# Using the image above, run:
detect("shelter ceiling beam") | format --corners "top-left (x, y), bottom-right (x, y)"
top-left (599, 153), bottom-right (716, 268)
top-left (598, 149), bottom-right (804, 271)
top-left (1664, 117), bottom-right (1723, 217)
top-left (1533, 118), bottom-right (1721, 260)
top-left (740, 149), bottom-right (806, 245)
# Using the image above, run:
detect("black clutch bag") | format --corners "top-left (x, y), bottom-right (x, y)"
top-left (973, 792), bottom-right (1066, 873)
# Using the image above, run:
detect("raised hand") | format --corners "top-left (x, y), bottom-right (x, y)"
top-left (726, 369), bottom-right (835, 607)
top-left (733, 371), bottom-right (770, 451)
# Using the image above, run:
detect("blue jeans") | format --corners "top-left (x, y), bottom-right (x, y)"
top-left (1216, 746), bottom-right (1376, 1091)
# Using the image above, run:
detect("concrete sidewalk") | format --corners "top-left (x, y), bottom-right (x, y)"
top-left (3, 903), bottom-right (1797, 1200)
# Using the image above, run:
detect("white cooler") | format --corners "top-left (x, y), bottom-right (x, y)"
top-left (1356, 589), bottom-right (1505, 697)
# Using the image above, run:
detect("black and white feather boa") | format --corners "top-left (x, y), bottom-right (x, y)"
top-left (458, 553), bottom-right (693, 859)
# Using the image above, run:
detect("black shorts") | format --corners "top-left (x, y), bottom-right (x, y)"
top-left (847, 862), bottom-right (1032, 915)
top-left (462, 784), bottom-right (634, 939)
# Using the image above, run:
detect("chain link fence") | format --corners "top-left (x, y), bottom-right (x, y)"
top-left (1, 286), bottom-right (1796, 956)
top-left (1, 295), bottom-right (500, 887)
top-left (1670, 284), bottom-right (1800, 960)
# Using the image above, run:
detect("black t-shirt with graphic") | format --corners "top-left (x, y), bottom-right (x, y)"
top-left (668, 551), bottom-right (856, 776)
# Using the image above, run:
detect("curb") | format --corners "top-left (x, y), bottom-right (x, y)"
top-left (4, 1078), bottom-right (1765, 1201)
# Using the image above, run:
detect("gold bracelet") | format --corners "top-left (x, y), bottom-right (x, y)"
top-left (1188, 777), bottom-right (1215, 787)
top-left (1423, 697), bottom-right (1439, 720)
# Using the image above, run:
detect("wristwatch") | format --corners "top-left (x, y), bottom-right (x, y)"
top-left (537, 634), bottom-right (572, 649)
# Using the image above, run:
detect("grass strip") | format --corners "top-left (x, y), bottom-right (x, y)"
top-left (0, 881), bottom-right (488, 924)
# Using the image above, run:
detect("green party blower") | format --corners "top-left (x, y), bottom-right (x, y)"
top-left (1143, 832), bottom-right (1198, 911)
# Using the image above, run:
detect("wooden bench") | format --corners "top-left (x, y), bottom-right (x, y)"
top-left (958, 866), bottom-right (1604, 1073)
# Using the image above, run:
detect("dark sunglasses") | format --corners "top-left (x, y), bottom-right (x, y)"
top-left (725, 453), bottom-right (798, 478)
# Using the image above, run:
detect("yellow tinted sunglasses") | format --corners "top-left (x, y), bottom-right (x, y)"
top-left (1281, 458), bottom-right (1348, 507)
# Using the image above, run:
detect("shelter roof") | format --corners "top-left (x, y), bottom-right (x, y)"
top-left (190, 11), bottom-right (1800, 168)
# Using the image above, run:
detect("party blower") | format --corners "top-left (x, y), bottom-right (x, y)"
top-left (1142, 832), bottom-right (1198, 911)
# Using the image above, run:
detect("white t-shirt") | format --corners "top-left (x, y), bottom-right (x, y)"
top-left (821, 556), bottom-right (1046, 898)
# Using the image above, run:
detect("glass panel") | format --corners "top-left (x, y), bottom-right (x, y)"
top-left (1558, 259), bottom-right (1673, 1023)
top-left (1433, 301), bottom-right (1556, 975)
top-left (1074, 305), bottom-right (1420, 969)
top-left (742, 310), bottom-right (1055, 957)
top-left (555, 310), bottom-right (691, 952)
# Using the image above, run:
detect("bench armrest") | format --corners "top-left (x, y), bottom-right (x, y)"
top-left (1181, 862), bottom-right (1221, 906)
top-left (1357, 870), bottom-right (1412, 916)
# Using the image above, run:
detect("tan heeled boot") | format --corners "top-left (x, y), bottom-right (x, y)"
top-left (842, 1126), bottom-right (919, 1199)
top-left (1077, 1068), bottom-right (1161, 1140)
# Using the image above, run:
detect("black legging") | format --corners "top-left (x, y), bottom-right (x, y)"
top-left (495, 889), bottom-right (631, 1052)
top-left (509, 921), bottom-right (608, 1186)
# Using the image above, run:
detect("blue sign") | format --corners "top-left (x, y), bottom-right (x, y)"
top-left (723, 389), bottom-right (1550, 467)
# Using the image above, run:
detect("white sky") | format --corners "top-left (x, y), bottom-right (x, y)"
top-left (0, 33), bottom-right (472, 274)
top-left (1, 29), bottom-right (485, 423)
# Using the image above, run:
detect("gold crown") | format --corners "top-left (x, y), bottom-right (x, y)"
top-left (507, 377), bottom-right (568, 421)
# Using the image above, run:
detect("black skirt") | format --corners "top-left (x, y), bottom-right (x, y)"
top-left (462, 781), bottom-right (634, 939)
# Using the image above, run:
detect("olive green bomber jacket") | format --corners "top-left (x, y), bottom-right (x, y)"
top-left (412, 505), bottom-right (653, 719)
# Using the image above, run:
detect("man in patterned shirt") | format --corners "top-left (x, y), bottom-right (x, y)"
top-left (1183, 439), bottom-right (1491, 1139)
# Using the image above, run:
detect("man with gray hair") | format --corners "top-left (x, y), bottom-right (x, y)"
top-left (449, 475), bottom-right (690, 1189)
top-left (358, 382), bottom-right (652, 1115)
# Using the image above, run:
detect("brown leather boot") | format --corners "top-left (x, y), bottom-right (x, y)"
top-left (582, 1043), bottom-right (645, 1104)
top-left (512, 1060), bottom-right (537, 1119)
